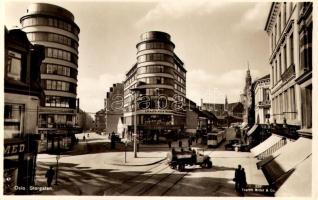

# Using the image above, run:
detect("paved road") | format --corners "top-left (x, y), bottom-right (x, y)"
top-left (36, 128), bottom-right (267, 196)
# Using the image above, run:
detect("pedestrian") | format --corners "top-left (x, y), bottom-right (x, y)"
top-left (233, 165), bottom-right (241, 192)
top-left (178, 140), bottom-right (182, 148)
top-left (83, 135), bottom-right (86, 142)
top-left (45, 166), bottom-right (55, 187)
top-left (188, 138), bottom-right (192, 147)
top-left (168, 140), bottom-right (172, 149)
top-left (241, 168), bottom-right (247, 189)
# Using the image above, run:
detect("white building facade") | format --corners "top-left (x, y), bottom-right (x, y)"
top-left (254, 75), bottom-right (271, 124)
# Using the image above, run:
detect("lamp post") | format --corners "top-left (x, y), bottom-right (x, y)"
top-left (130, 82), bottom-right (145, 158)
top-left (130, 89), bottom-right (139, 158)
top-left (55, 154), bottom-right (60, 185)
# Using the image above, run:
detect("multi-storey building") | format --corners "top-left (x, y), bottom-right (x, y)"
top-left (264, 2), bottom-right (312, 138)
top-left (253, 74), bottom-right (271, 124)
top-left (104, 83), bottom-right (124, 136)
top-left (123, 31), bottom-right (186, 143)
top-left (20, 3), bottom-right (80, 152)
top-left (94, 109), bottom-right (106, 134)
top-left (256, 2), bottom-right (313, 196)
top-left (4, 27), bottom-right (45, 194)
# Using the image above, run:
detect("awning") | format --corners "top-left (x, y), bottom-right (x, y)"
top-left (262, 137), bottom-right (312, 184)
top-left (247, 124), bottom-right (258, 136)
top-left (275, 155), bottom-right (312, 197)
top-left (257, 138), bottom-right (293, 168)
top-left (250, 134), bottom-right (282, 156)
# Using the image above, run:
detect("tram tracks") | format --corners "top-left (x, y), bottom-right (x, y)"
top-left (102, 161), bottom-right (190, 196)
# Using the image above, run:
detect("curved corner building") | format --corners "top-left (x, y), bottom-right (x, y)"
top-left (124, 31), bottom-right (186, 143)
top-left (20, 3), bottom-right (80, 152)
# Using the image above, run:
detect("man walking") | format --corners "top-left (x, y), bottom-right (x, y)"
top-left (234, 165), bottom-right (241, 191)
top-left (45, 166), bottom-right (55, 187)
top-left (178, 140), bottom-right (182, 148)
top-left (241, 168), bottom-right (247, 189)
top-left (168, 140), bottom-right (172, 149)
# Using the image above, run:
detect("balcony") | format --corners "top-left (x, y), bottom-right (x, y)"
top-left (258, 100), bottom-right (271, 108)
top-left (281, 64), bottom-right (295, 83)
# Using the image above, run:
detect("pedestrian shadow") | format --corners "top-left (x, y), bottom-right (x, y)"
top-left (194, 165), bottom-right (236, 172)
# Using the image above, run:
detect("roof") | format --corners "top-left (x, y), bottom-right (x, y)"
top-left (201, 110), bottom-right (218, 121)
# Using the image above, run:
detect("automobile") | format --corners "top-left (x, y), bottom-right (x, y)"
top-left (232, 143), bottom-right (250, 152)
top-left (224, 139), bottom-right (240, 150)
top-left (167, 148), bottom-right (212, 171)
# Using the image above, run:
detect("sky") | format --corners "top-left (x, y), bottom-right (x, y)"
top-left (4, 0), bottom-right (271, 114)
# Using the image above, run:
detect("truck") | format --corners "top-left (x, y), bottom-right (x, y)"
top-left (167, 147), bottom-right (212, 171)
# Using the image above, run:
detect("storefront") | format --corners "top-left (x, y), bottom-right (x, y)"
top-left (4, 138), bottom-right (38, 195)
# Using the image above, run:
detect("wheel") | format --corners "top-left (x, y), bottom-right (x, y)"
top-left (178, 164), bottom-right (183, 171)
top-left (207, 161), bottom-right (212, 168)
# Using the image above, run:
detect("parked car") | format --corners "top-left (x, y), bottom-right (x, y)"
top-left (232, 143), bottom-right (250, 152)
top-left (224, 139), bottom-right (240, 150)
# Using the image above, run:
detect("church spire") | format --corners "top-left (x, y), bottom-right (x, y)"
top-left (225, 95), bottom-right (228, 111)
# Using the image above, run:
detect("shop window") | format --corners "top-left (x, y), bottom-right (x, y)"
top-left (4, 104), bottom-right (24, 138)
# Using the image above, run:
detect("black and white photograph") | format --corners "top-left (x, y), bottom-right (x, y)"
top-left (2, 0), bottom-right (315, 198)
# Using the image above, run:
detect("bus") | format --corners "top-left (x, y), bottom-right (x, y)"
top-left (207, 131), bottom-right (226, 147)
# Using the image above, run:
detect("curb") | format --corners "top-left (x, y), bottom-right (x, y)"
top-left (110, 157), bottom-right (167, 166)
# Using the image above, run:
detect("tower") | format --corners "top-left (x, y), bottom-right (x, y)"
top-left (20, 3), bottom-right (80, 151)
top-left (224, 95), bottom-right (228, 111)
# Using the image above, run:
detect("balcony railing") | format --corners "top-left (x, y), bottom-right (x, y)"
top-left (281, 64), bottom-right (295, 83)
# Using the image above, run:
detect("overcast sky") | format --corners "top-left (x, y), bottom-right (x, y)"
top-left (5, 0), bottom-right (271, 114)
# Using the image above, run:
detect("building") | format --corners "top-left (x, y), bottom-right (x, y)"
top-left (94, 109), bottom-right (106, 134)
top-left (104, 83), bottom-right (124, 136)
top-left (254, 74), bottom-right (271, 124)
top-left (241, 67), bottom-right (254, 125)
top-left (185, 99), bottom-right (198, 135)
top-left (4, 27), bottom-right (45, 194)
top-left (123, 31), bottom-right (187, 143)
top-left (200, 98), bottom-right (244, 127)
top-left (245, 74), bottom-right (271, 147)
top-left (20, 3), bottom-right (80, 152)
top-left (295, 2), bottom-right (312, 137)
top-left (257, 2), bottom-right (313, 196)
top-left (264, 2), bottom-right (312, 137)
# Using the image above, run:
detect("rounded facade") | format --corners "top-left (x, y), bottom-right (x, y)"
top-left (136, 31), bottom-right (175, 99)
top-left (20, 3), bottom-right (79, 127)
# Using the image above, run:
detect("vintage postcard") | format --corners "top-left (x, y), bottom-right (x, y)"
top-left (2, 0), bottom-right (315, 198)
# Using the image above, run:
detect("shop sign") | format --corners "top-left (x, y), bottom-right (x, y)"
top-left (4, 143), bottom-right (25, 156)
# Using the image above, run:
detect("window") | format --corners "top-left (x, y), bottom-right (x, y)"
top-left (52, 80), bottom-right (56, 90)
top-left (290, 33), bottom-right (294, 65)
top-left (290, 86), bottom-right (296, 119)
top-left (283, 45), bottom-right (287, 72)
top-left (7, 50), bottom-right (22, 80)
top-left (47, 80), bottom-right (52, 89)
top-left (278, 54), bottom-right (282, 80)
top-left (303, 85), bottom-right (312, 128)
top-left (4, 104), bottom-right (24, 138)
top-left (274, 24), bottom-right (277, 44)
top-left (283, 3), bottom-right (287, 25)
top-left (278, 13), bottom-right (281, 35)
top-left (53, 49), bottom-right (58, 58)
top-left (274, 60), bottom-right (278, 83)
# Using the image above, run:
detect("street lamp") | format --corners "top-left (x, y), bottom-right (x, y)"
top-left (55, 154), bottom-right (60, 185)
top-left (130, 84), bottom-right (144, 158)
